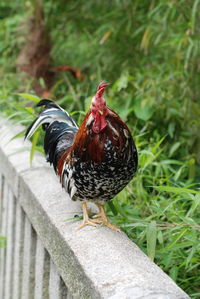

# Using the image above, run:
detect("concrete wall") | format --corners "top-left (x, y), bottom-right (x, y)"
top-left (0, 119), bottom-right (190, 299)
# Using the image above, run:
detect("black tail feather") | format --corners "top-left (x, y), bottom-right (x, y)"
top-left (44, 121), bottom-right (77, 172)
top-left (25, 99), bottom-right (78, 172)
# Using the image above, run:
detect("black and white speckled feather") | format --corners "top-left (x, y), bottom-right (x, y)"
top-left (69, 140), bottom-right (137, 203)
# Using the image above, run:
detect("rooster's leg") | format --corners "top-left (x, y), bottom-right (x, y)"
top-left (93, 203), bottom-right (121, 232)
top-left (76, 202), bottom-right (100, 230)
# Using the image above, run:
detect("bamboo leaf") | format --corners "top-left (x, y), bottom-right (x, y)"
top-left (191, 0), bottom-right (200, 33)
top-left (154, 186), bottom-right (199, 195)
top-left (140, 27), bottom-right (152, 54)
top-left (146, 221), bottom-right (157, 261)
top-left (107, 201), bottom-right (118, 216)
top-left (30, 131), bottom-right (40, 165)
top-left (164, 228), bottom-right (188, 251)
top-left (100, 29), bottom-right (112, 45)
top-left (18, 93), bottom-right (41, 103)
top-left (187, 193), bottom-right (200, 217)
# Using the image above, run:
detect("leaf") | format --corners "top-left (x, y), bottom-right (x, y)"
top-left (164, 228), bottom-right (188, 251)
top-left (157, 230), bottom-right (163, 245)
top-left (169, 142), bottom-right (181, 157)
top-left (174, 165), bottom-right (186, 181)
top-left (146, 221), bottom-right (157, 261)
top-left (17, 93), bottom-right (41, 103)
top-left (25, 107), bottom-right (35, 114)
top-left (191, 0), bottom-right (200, 33)
top-left (99, 29), bottom-right (112, 44)
top-left (114, 72), bottom-right (129, 91)
top-left (9, 129), bottom-right (26, 142)
top-left (186, 247), bottom-right (196, 267)
top-left (162, 251), bottom-right (173, 268)
top-left (187, 193), bottom-right (200, 217)
top-left (154, 186), bottom-right (199, 195)
top-left (122, 222), bottom-right (147, 228)
top-left (169, 266), bottom-right (178, 282)
top-left (140, 27), bottom-right (152, 54)
top-left (188, 158), bottom-right (196, 180)
top-left (184, 42), bottom-right (194, 70)
top-left (151, 136), bottom-right (166, 154)
top-left (133, 98), bottom-right (155, 121)
top-left (30, 131), bottom-right (40, 165)
top-left (168, 122), bottom-right (175, 138)
top-left (107, 200), bottom-right (118, 216)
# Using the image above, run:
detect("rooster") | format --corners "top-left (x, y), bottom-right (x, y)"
top-left (25, 82), bottom-right (138, 230)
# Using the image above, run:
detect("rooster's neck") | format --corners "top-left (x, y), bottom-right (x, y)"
top-left (72, 110), bottom-right (132, 163)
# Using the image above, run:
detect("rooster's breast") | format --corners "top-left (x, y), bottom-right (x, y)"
top-left (63, 136), bottom-right (137, 203)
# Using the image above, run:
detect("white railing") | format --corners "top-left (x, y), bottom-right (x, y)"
top-left (0, 119), bottom-right (190, 299)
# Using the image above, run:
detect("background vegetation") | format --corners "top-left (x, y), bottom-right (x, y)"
top-left (0, 1), bottom-right (200, 297)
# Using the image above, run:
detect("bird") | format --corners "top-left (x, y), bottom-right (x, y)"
top-left (25, 82), bottom-right (138, 230)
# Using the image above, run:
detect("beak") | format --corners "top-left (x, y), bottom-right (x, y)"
top-left (98, 110), bottom-right (103, 115)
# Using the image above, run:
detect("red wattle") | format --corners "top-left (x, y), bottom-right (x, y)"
top-left (92, 113), bottom-right (107, 134)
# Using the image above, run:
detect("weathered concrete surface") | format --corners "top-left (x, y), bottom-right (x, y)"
top-left (12, 202), bottom-right (25, 299)
top-left (21, 217), bottom-right (36, 299)
top-left (0, 118), bottom-right (190, 299)
top-left (0, 118), bottom-right (46, 197)
top-left (4, 188), bottom-right (15, 299)
top-left (0, 181), bottom-right (9, 299)
top-left (49, 260), bottom-right (65, 299)
top-left (34, 239), bottom-right (50, 299)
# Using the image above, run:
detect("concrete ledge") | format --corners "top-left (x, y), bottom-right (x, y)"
top-left (0, 118), bottom-right (190, 299)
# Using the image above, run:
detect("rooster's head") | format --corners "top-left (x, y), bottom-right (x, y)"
top-left (90, 81), bottom-right (109, 134)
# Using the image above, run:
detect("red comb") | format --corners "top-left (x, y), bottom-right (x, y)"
top-left (96, 81), bottom-right (109, 98)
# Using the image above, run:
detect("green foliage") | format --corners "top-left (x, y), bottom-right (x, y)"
top-left (0, 0), bottom-right (200, 297)
top-left (106, 136), bottom-right (200, 297)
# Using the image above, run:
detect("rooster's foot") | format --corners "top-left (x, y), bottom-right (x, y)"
top-left (93, 203), bottom-right (121, 232)
top-left (93, 218), bottom-right (121, 231)
top-left (76, 202), bottom-right (120, 231)
top-left (76, 218), bottom-right (99, 230)
top-left (76, 202), bottom-right (100, 230)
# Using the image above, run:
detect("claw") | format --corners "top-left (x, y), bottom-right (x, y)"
top-left (76, 201), bottom-right (121, 232)
top-left (76, 202), bottom-right (100, 230)
top-left (93, 203), bottom-right (121, 232)
top-left (76, 218), bottom-right (98, 230)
